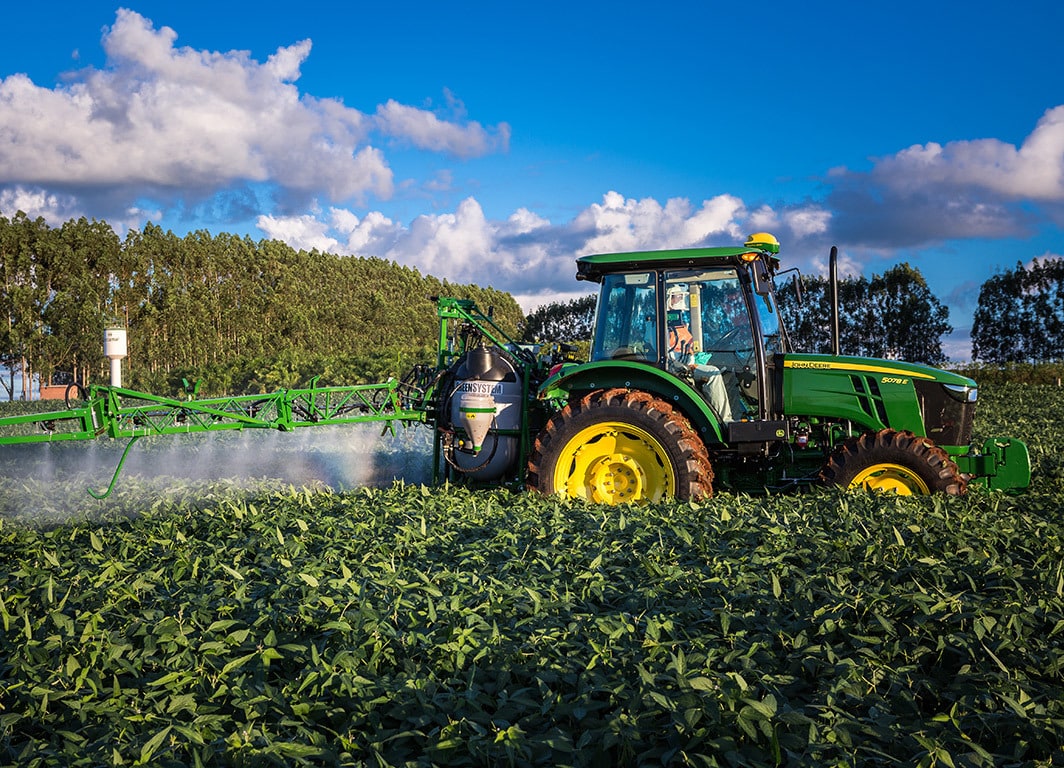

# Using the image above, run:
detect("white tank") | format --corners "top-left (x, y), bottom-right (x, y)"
top-left (103, 327), bottom-right (128, 387)
top-left (448, 348), bottom-right (522, 481)
top-left (103, 327), bottom-right (128, 359)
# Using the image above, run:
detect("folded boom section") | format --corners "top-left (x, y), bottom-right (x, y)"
top-left (0, 379), bottom-right (427, 445)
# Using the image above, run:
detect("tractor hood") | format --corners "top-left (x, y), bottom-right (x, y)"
top-left (781, 352), bottom-right (977, 446)
top-left (781, 353), bottom-right (977, 390)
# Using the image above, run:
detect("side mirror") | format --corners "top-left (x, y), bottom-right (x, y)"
top-left (751, 261), bottom-right (772, 296)
top-left (773, 267), bottom-right (805, 304)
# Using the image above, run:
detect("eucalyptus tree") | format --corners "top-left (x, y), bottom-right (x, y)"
top-left (521, 295), bottom-right (597, 344)
top-left (777, 263), bottom-right (951, 365)
top-left (40, 217), bottom-right (121, 387)
top-left (972, 258), bottom-right (1064, 363)
top-left (868, 263), bottom-right (952, 365)
top-left (774, 276), bottom-right (832, 354)
top-left (0, 213), bottom-right (54, 398)
top-left (123, 224), bottom-right (190, 376)
top-left (211, 233), bottom-right (260, 360)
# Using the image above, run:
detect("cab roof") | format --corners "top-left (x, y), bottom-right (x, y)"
top-left (575, 245), bottom-right (776, 283)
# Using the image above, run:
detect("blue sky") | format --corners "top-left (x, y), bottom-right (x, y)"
top-left (1, 2), bottom-right (1062, 360)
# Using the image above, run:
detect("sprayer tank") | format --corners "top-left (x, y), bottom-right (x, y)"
top-left (448, 347), bottom-right (522, 481)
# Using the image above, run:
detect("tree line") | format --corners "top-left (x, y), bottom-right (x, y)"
top-left (0, 212), bottom-right (522, 398)
top-left (830, 258), bottom-right (1064, 365)
top-left (971, 258), bottom-right (1064, 363)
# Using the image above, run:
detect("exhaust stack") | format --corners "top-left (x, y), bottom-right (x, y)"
top-left (829, 246), bottom-right (840, 356)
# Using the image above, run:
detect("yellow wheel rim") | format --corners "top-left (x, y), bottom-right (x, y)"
top-left (851, 463), bottom-right (930, 495)
top-left (552, 421), bottom-right (674, 504)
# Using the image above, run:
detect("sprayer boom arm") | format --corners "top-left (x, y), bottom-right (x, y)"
top-left (0, 379), bottom-right (426, 446)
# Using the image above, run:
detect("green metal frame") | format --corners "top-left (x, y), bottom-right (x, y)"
top-left (955, 437), bottom-right (1032, 492)
top-left (0, 379), bottom-right (424, 445)
top-left (0, 378), bottom-right (428, 497)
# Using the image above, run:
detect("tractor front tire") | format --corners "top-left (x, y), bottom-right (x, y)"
top-left (819, 429), bottom-right (966, 495)
top-left (527, 388), bottom-right (714, 504)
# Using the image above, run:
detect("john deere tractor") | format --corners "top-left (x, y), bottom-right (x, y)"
top-left (515, 234), bottom-right (1029, 501)
top-left (0, 234), bottom-right (1031, 502)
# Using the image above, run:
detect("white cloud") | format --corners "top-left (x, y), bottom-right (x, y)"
top-left (1024, 250), bottom-right (1064, 268)
top-left (0, 187), bottom-right (84, 227)
top-left (827, 104), bottom-right (1064, 247)
top-left (0, 9), bottom-right (507, 218)
top-left (0, 184), bottom-right (156, 232)
top-left (810, 247), bottom-right (863, 280)
top-left (785, 207), bottom-right (832, 238)
top-left (256, 212), bottom-right (340, 253)
top-left (331, 209), bottom-right (403, 253)
top-left (253, 191), bottom-right (767, 308)
top-left (746, 204), bottom-right (831, 241)
top-left (512, 289), bottom-right (597, 315)
top-left (375, 100), bottom-right (510, 159)
top-left (502, 207), bottom-right (550, 236)
top-left (396, 198), bottom-right (495, 281)
top-left (873, 105), bottom-right (1064, 201)
top-left (746, 205), bottom-right (780, 233)
top-left (572, 191), bottom-right (745, 255)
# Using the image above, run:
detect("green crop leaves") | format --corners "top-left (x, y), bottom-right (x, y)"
top-left (2, 481), bottom-right (1062, 767)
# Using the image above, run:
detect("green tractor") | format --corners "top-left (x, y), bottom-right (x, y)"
top-left (487, 233), bottom-right (1026, 502)
top-left (0, 234), bottom-right (1031, 502)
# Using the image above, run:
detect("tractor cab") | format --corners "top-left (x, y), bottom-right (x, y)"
top-left (578, 234), bottom-right (788, 429)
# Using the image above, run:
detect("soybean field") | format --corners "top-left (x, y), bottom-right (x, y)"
top-left (1, 384), bottom-right (1062, 767)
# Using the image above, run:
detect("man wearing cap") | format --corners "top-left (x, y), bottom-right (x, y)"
top-left (665, 284), bottom-right (738, 423)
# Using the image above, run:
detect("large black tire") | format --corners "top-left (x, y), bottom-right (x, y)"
top-left (527, 388), bottom-right (714, 504)
top-left (819, 429), bottom-right (967, 495)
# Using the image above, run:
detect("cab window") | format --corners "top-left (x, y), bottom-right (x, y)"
top-left (756, 292), bottom-right (782, 355)
top-left (663, 269), bottom-right (753, 365)
top-left (590, 272), bottom-right (657, 362)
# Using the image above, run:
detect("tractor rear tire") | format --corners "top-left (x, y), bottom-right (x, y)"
top-left (527, 388), bottom-right (714, 504)
top-left (819, 429), bottom-right (967, 495)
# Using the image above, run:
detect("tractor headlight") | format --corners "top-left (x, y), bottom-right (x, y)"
top-left (944, 383), bottom-right (977, 403)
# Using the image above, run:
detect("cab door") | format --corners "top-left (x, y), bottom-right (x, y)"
top-left (663, 268), bottom-right (760, 424)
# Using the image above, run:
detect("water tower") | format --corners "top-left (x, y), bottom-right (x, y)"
top-left (103, 326), bottom-right (127, 387)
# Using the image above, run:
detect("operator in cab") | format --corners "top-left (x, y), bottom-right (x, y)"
top-left (665, 284), bottom-right (743, 423)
